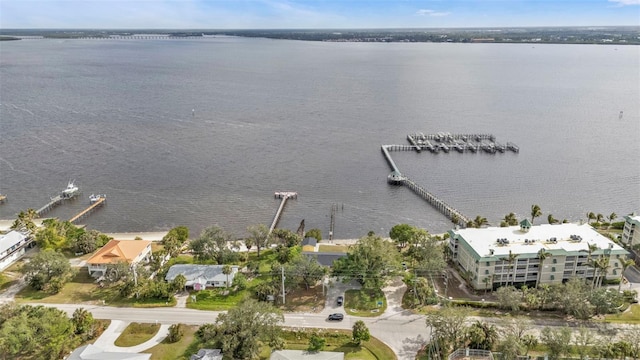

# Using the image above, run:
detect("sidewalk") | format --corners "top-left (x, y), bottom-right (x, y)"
top-left (93, 320), bottom-right (170, 353)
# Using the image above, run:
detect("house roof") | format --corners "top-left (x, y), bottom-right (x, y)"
top-left (67, 344), bottom-right (151, 360)
top-left (0, 230), bottom-right (27, 256)
top-left (87, 239), bottom-right (151, 265)
top-left (270, 350), bottom-right (344, 360)
top-left (165, 264), bottom-right (239, 284)
top-left (302, 252), bottom-right (347, 267)
top-left (302, 237), bottom-right (317, 247)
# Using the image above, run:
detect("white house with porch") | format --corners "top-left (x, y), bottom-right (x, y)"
top-left (165, 264), bottom-right (239, 290)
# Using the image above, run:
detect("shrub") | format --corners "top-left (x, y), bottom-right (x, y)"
top-left (166, 324), bottom-right (184, 343)
top-left (308, 334), bottom-right (326, 352)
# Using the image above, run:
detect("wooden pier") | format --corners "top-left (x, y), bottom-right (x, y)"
top-left (269, 192), bottom-right (298, 234)
top-left (69, 196), bottom-right (106, 224)
top-left (381, 132), bottom-right (519, 225)
top-left (36, 195), bottom-right (65, 216)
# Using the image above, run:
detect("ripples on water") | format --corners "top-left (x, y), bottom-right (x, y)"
top-left (0, 39), bottom-right (638, 238)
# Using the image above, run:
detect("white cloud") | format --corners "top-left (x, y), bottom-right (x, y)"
top-left (608, 0), bottom-right (640, 5)
top-left (416, 9), bottom-right (450, 17)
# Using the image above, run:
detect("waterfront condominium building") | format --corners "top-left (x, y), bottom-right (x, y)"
top-left (448, 220), bottom-right (629, 291)
top-left (621, 214), bottom-right (640, 248)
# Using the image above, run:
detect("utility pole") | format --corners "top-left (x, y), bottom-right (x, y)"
top-left (132, 264), bottom-right (139, 299)
top-left (281, 266), bottom-right (286, 305)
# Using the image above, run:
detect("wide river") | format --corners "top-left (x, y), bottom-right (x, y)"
top-left (1, 37), bottom-right (638, 239)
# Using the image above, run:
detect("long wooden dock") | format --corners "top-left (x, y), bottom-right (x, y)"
top-left (381, 132), bottom-right (519, 226)
top-left (269, 192), bottom-right (297, 234)
top-left (36, 195), bottom-right (65, 216)
top-left (69, 196), bottom-right (106, 224)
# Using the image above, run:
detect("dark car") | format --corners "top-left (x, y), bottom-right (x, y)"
top-left (337, 295), bottom-right (344, 306)
top-left (328, 313), bottom-right (344, 321)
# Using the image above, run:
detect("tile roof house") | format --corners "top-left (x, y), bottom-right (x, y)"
top-left (165, 264), bottom-right (239, 290)
top-left (86, 239), bottom-right (152, 277)
top-left (270, 350), bottom-right (344, 360)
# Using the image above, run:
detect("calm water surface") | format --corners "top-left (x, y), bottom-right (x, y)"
top-left (0, 38), bottom-right (638, 238)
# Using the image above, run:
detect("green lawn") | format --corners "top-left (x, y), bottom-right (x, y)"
top-left (344, 289), bottom-right (387, 317)
top-left (317, 245), bottom-right (349, 253)
top-left (144, 325), bottom-right (198, 360)
top-left (187, 287), bottom-right (249, 310)
top-left (0, 272), bottom-right (19, 292)
top-left (15, 271), bottom-right (176, 308)
top-left (605, 304), bottom-right (640, 324)
top-left (114, 323), bottom-right (161, 347)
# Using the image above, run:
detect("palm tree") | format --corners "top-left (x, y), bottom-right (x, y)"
top-left (587, 212), bottom-right (596, 225)
top-left (500, 250), bottom-right (519, 286)
top-left (222, 265), bottom-right (232, 289)
top-left (608, 212), bottom-right (617, 228)
top-left (473, 215), bottom-right (488, 228)
top-left (530, 205), bottom-right (542, 224)
top-left (596, 213), bottom-right (605, 226)
top-left (595, 256), bottom-right (610, 288)
top-left (502, 213), bottom-right (518, 227)
top-left (536, 248), bottom-right (552, 288)
top-left (618, 258), bottom-right (635, 292)
top-left (482, 277), bottom-right (492, 294)
top-left (451, 213), bottom-right (460, 226)
top-left (547, 214), bottom-right (558, 225)
top-left (584, 243), bottom-right (600, 288)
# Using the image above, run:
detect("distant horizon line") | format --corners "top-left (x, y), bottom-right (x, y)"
top-left (2, 25), bottom-right (639, 31)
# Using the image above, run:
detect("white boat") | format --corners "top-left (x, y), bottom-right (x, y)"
top-left (89, 194), bottom-right (105, 203)
top-left (62, 181), bottom-right (79, 198)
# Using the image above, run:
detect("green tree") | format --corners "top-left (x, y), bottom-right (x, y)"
top-left (308, 334), bottom-right (326, 352)
top-left (352, 320), bottom-right (371, 345)
top-left (211, 299), bottom-right (283, 359)
top-left (587, 212), bottom-right (596, 225)
top-left (166, 324), bottom-right (184, 343)
top-left (247, 224), bottom-right (270, 258)
top-left (305, 228), bottom-right (322, 242)
top-left (619, 258), bottom-right (635, 292)
top-left (496, 334), bottom-right (525, 360)
top-left (404, 275), bottom-right (437, 307)
top-left (472, 215), bottom-right (488, 228)
top-left (406, 229), bottom-right (445, 275)
top-left (270, 228), bottom-right (301, 247)
top-left (289, 255), bottom-right (327, 290)
top-left (190, 226), bottom-right (237, 264)
top-left (222, 265), bottom-right (232, 289)
top-left (501, 212), bottom-right (518, 227)
top-left (531, 204), bottom-right (542, 224)
top-left (71, 307), bottom-right (95, 336)
top-left (20, 249), bottom-right (75, 293)
top-left (172, 274), bottom-right (187, 292)
top-left (560, 278), bottom-right (594, 320)
top-left (547, 214), bottom-right (559, 225)
top-left (541, 326), bottom-right (572, 360)
top-left (163, 226), bottom-right (189, 257)
top-left (10, 208), bottom-right (39, 233)
top-left (466, 321), bottom-right (498, 350)
top-left (608, 212), bottom-right (617, 228)
top-left (389, 223), bottom-right (415, 248)
top-left (424, 306), bottom-right (470, 358)
top-left (232, 273), bottom-right (248, 291)
top-left (536, 248), bottom-right (552, 288)
top-left (499, 250), bottom-right (518, 286)
top-left (332, 233), bottom-right (400, 289)
top-left (573, 326), bottom-right (594, 360)
top-left (71, 229), bottom-right (111, 255)
top-left (495, 286), bottom-right (521, 311)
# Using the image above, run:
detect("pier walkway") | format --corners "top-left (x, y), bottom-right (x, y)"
top-left (381, 132), bottom-right (519, 225)
top-left (69, 196), bottom-right (106, 224)
top-left (36, 195), bottom-right (65, 216)
top-left (269, 192), bottom-right (298, 234)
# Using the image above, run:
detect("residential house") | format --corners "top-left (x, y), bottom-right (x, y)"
top-left (165, 264), bottom-right (239, 290)
top-left (270, 350), bottom-right (344, 360)
top-left (302, 252), bottom-right (347, 267)
top-left (86, 239), bottom-right (152, 277)
top-left (448, 222), bottom-right (630, 290)
top-left (0, 230), bottom-right (34, 271)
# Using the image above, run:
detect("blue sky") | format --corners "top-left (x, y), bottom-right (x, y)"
top-left (1, 0), bottom-right (638, 29)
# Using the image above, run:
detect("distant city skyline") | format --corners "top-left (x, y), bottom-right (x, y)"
top-left (1, 0), bottom-right (639, 29)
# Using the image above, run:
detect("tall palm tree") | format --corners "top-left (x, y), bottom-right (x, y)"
top-left (531, 205), bottom-right (542, 224)
top-left (595, 256), bottom-right (610, 288)
top-left (587, 212), bottom-right (596, 225)
top-left (584, 243), bottom-right (600, 288)
top-left (482, 277), bottom-right (492, 294)
top-left (618, 258), bottom-right (636, 292)
top-left (501, 213), bottom-right (518, 227)
top-left (596, 213), bottom-right (605, 226)
top-left (608, 212), bottom-right (617, 228)
top-left (536, 248), bottom-right (552, 288)
top-left (451, 213), bottom-right (460, 226)
top-left (547, 214), bottom-right (558, 225)
top-left (222, 264), bottom-right (232, 289)
top-left (500, 250), bottom-right (519, 286)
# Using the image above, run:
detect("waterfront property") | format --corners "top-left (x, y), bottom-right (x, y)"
top-left (165, 264), bottom-right (239, 289)
top-left (0, 230), bottom-right (34, 271)
top-left (448, 221), bottom-right (630, 290)
top-left (302, 252), bottom-right (347, 267)
top-left (622, 214), bottom-right (640, 248)
top-left (86, 239), bottom-right (152, 277)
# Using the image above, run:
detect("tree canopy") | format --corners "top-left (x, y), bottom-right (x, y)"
top-left (20, 249), bottom-right (75, 294)
top-left (190, 226), bottom-right (238, 264)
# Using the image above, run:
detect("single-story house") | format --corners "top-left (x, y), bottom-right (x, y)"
top-left (190, 349), bottom-right (222, 360)
top-left (302, 252), bottom-right (347, 267)
top-left (0, 230), bottom-right (34, 271)
top-left (68, 344), bottom-right (151, 360)
top-left (270, 350), bottom-right (344, 360)
top-left (86, 239), bottom-right (152, 277)
top-left (302, 237), bottom-right (319, 252)
top-left (165, 264), bottom-right (239, 289)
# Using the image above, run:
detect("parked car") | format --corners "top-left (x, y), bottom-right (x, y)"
top-left (337, 295), bottom-right (344, 306)
top-left (328, 313), bottom-right (344, 321)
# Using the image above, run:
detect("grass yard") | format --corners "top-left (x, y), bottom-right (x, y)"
top-left (282, 285), bottom-right (325, 312)
top-left (318, 245), bottom-right (349, 253)
top-left (114, 322), bottom-right (161, 347)
top-left (344, 289), bottom-right (387, 317)
top-left (0, 271), bottom-right (19, 292)
top-left (144, 325), bottom-right (199, 360)
top-left (605, 304), bottom-right (640, 324)
top-left (15, 271), bottom-right (176, 307)
top-left (187, 287), bottom-right (249, 310)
